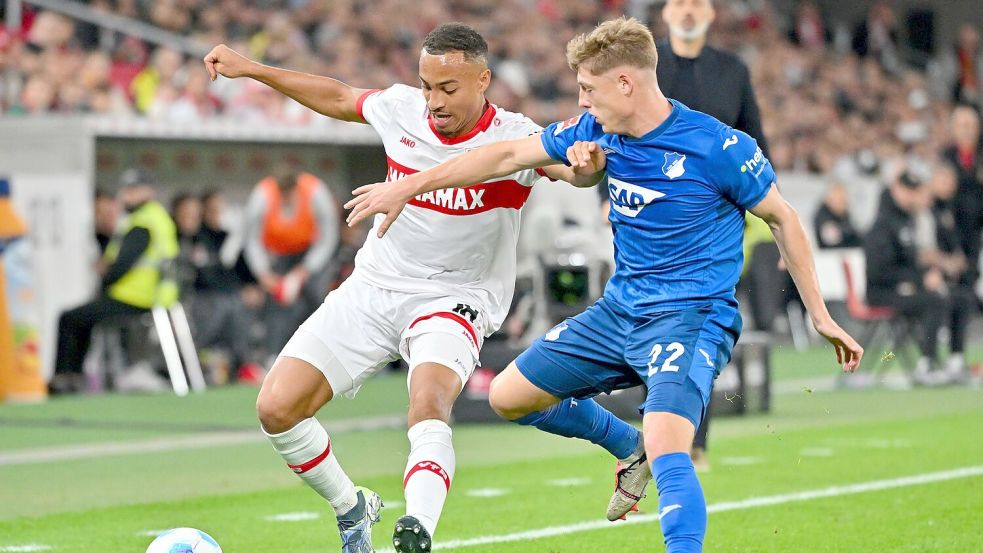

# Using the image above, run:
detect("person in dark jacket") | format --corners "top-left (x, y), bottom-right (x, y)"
top-left (927, 164), bottom-right (976, 380)
top-left (864, 169), bottom-right (949, 384)
top-left (814, 182), bottom-right (862, 249)
top-left (655, 0), bottom-right (770, 470)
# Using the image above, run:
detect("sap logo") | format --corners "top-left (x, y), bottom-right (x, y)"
top-left (608, 177), bottom-right (665, 218)
top-left (400, 136), bottom-right (416, 148)
top-left (662, 152), bottom-right (686, 179)
top-left (553, 114), bottom-right (583, 135)
top-left (740, 146), bottom-right (768, 177)
top-left (722, 135), bottom-right (738, 150)
top-left (414, 188), bottom-right (485, 210)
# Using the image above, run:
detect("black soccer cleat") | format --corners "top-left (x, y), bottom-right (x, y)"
top-left (392, 515), bottom-right (432, 552)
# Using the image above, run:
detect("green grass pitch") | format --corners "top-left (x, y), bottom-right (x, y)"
top-left (1, 346), bottom-right (981, 552)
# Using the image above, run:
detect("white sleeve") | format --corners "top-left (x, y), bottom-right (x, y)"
top-left (356, 84), bottom-right (420, 132)
top-left (509, 116), bottom-right (551, 186)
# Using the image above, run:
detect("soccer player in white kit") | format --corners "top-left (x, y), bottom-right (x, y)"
top-left (204, 24), bottom-right (603, 553)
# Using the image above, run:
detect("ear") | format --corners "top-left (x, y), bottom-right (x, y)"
top-left (708, 3), bottom-right (717, 25)
top-left (478, 68), bottom-right (491, 94)
top-left (661, 3), bottom-right (670, 26)
top-left (618, 73), bottom-right (633, 97)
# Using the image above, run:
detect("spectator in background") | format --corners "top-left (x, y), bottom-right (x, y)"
top-left (934, 24), bottom-right (983, 108)
top-left (243, 162), bottom-right (339, 355)
top-left (941, 105), bottom-right (983, 291)
top-left (852, 0), bottom-right (902, 75)
top-left (814, 182), bottom-right (861, 249)
top-left (171, 192), bottom-right (203, 296)
top-left (865, 169), bottom-right (949, 385)
top-left (656, 0), bottom-right (768, 155)
top-left (788, 1), bottom-right (829, 52)
top-left (190, 189), bottom-right (262, 382)
top-left (927, 163), bottom-right (976, 380)
top-left (655, 0), bottom-right (770, 472)
top-left (50, 169), bottom-right (179, 394)
top-left (131, 46), bottom-right (184, 114)
top-left (93, 188), bottom-right (118, 255)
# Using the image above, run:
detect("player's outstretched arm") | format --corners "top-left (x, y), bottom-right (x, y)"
top-left (750, 184), bottom-right (864, 372)
top-left (541, 141), bottom-right (607, 188)
top-left (203, 44), bottom-right (370, 123)
top-left (345, 135), bottom-right (560, 237)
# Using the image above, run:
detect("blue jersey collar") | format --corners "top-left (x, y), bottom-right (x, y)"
top-left (625, 99), bottom-right (682, 142)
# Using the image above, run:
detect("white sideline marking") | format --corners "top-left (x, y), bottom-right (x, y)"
top-left (136, 530), bottom-right (168, 537)
top-left (719, 456), bottom-right (763, 466)
top-left (376, 465), bottom-right (983, 552)
top-left (547, 477), bottom-right (592, 487)
top-left (800, 448), bottom-right (834, 457)
top-left (381, 500), bottom-right (404, 511)
top-left (265, 512), bottom-right (320, 522)
top-left (0, 546), bottom-right (51, 552)
top-left (0, 415), bottom-right (405, 466)
top-left (465, 488), bottom-right (509, 498)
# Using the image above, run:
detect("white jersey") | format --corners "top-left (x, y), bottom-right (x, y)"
top-left (354, 84), bottom-right (548, 334)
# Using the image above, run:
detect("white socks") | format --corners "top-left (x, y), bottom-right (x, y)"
top-left (265, 417), bottom-right (359, 516)
top-left (403, 419), bottom-right (455, 536)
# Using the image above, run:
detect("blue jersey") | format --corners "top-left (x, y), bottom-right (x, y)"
top-left (541, 100), bottom-right (775, 328)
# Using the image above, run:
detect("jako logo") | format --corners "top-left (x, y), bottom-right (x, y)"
top-left (400, 136), bottom-right (416, 148)
top-left (608, 177), bottom-right (665, 218)
top-left (662, 152), bottom-right (686, 179)
top-left (741, 146), bottom-right (767, 176)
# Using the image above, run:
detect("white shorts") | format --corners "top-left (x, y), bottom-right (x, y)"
top-left (278, 275), bottom-right (487, 398)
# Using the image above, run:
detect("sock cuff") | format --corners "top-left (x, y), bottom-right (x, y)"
top-left (652, 451), bottom-right (694, 476)
top-left (264, 417), bottom-right (325, 450)
top-left (407, 418), bottom-right (452, 442)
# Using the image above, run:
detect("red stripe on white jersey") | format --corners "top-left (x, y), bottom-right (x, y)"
top-left (404, 460), bottom-right (451, 491)
top-left (409, 311), bottom-right (478, 348)
top-left (355, 89), bottom-right (382, 122)
top-left (287, 441), bottom-right (331, 474)
top-left (386, 156), bottom-right (532, 215)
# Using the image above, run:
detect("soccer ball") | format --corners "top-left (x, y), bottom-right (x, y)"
top-left (146, 528), bottom-right (222, 553)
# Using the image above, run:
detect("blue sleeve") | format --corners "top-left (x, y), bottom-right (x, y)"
top-left (540, 113), bottom-right (602, 165)
top-left (708, 129), bottom-right (775, 210)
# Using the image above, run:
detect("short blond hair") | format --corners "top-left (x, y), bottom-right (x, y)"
top-left (566, 17), bottom-right (658, 75)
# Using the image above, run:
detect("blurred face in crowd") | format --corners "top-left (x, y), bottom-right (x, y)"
top-left (119, 184), bottom-right (155, 211)
top-left (951, 106), bottom-right (980, 150)
top-left (958, 24), bottom-right (980, 52)
top-left (890, 177), bottom-right (927, 215)
top-left (202, 193), bottom-right (224, 230)
top-left (662, 0), bottom-right (715, 42)
top-left (824, 183), bottom-right (849, 216)
top-left (94, 194), bottom-right (119, 236)
top-left (930, 166), bottom-right (958, 201)
top-left (418, 50), bottom-right (490, 138)
top-left (173, 195), bottom-right (202, 236)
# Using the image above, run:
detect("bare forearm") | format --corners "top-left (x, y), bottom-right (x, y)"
top-left (769, 213), bottom-right (833, 325)
top-left (403, 139), bottom-right (542, 197)
top-left (250, 64), bottom-right (361, 122)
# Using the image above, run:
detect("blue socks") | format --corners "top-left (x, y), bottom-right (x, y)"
top-left (513, 398), bottom-right (639, 459)
top-left (653, 452), bottom-right (706, 553)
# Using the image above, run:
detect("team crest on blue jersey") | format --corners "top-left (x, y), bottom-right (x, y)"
top-left (662, 152), bottom-right (687, 179)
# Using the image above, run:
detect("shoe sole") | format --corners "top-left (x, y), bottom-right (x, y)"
top-left (392, 515), bottom-right (432, 552)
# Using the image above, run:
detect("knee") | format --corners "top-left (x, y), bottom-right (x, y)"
top-left (407, 392), bottom-right (453, 426)
top-left (488, 376), bottom-right (534, 421)
top-left (256, 388), bottom-right (306, 434)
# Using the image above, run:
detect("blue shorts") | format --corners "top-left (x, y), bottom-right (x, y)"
top-left (515, 298), bottom-right (741, 429)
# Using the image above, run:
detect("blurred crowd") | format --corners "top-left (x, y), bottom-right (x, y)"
top-left (0, 1), bottom-right (982, 176)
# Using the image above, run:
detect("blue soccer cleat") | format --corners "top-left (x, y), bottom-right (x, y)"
top-left (337, 487), bottom-right (383, 553)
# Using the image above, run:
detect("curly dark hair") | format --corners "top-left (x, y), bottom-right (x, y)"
top-left (422, 23), bottom-right (488, 63)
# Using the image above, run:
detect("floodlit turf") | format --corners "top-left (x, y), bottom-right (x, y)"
top-left (1, 349), bottom-right (981, 552)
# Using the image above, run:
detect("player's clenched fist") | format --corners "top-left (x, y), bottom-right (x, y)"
top-left (203, 44), bottom-right (254, 81)
top-left (566, 140), bottom-right (607, 175)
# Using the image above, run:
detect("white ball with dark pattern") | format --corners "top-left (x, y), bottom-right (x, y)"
top-left (146, 528), bottom-right (222, 553)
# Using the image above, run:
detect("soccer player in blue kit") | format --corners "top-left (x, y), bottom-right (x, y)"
top-left (346, 17), bottom-right (863, 552)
